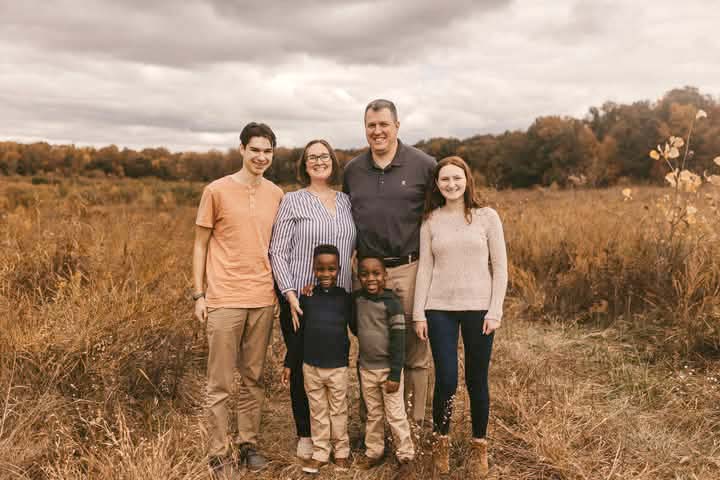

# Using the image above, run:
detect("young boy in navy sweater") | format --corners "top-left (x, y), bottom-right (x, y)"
top-left (284, 244), bottom-right (353, 474)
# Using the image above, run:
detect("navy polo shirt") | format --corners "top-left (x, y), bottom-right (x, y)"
top-left (342, 140), bottom-right (436, 258)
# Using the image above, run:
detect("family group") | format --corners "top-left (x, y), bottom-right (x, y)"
top-left (191, 99), bottom-right (508, 479)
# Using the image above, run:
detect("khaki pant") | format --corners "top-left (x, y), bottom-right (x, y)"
top-left (206, 306), bottom-right (274, 457)
top-left (360, 368), bottom-right (414, 461)
top-left (355, 261), bottom-right (430, 424)
top-left (387, 261), bottom-right (430, 424)
top-left (303, 364), bottom-right (350, 462)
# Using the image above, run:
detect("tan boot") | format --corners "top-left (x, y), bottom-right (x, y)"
top-left (432, 435), bottom-right (450, 478)
top-left (466, 438), bottom-right (489, 478)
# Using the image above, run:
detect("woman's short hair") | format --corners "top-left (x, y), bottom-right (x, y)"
top-left (296, 139), bottom-right (342, 186)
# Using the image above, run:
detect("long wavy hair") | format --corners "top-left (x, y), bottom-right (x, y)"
top-left (423, 156), bottom-right (483, 224)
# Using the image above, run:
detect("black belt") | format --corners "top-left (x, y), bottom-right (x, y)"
top-left (382, 253), bottom-right (419, 268)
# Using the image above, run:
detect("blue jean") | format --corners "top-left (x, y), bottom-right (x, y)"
top-left (426, 310), bottom-right (494, 438)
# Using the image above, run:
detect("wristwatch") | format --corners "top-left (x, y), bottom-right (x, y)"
top-left (192, 291), bottom-right (205, 301)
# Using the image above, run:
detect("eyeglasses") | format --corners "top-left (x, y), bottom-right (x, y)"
top-left (307, 154), bottom-right (331, 164)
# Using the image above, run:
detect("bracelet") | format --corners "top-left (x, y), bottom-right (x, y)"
top-left (192, 291), bottom-right (205, 301)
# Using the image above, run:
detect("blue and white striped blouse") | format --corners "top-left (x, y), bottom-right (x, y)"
top-left (270, 189), bottom-right (357, 294)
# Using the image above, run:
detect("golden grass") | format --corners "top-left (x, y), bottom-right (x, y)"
top-left (1, 177), bottom-right (719, 479)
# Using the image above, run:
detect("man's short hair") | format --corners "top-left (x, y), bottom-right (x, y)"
top-left (239, 122), bottom-right (277, 148)
top-left (358, 254), bottom-right (386, 270)
top-left (313, 244), bottom-right (340, 261)
top-left (364, 99), bottom-right (398, 123)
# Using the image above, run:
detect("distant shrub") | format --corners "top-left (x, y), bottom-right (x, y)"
top-left (31, 175), bottom-right (60, 185)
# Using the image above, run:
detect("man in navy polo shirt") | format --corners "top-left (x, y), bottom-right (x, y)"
top-left (343, 99), bottom-right (435, 426)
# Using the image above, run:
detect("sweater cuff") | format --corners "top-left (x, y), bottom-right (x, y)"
top-left (486, 311), bottom-right (502, 323)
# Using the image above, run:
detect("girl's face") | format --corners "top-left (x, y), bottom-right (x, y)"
top-left (436, 164), bottom-right (467, 202)
top-left (305, 142), bottom-right (333, 183)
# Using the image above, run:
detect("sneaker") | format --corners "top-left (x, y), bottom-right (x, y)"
top-left (296, 436), bottom-right (313, 460)
top-left (239, 443), bottom-right (268, 472)
top-left (354, 454), bottom-right (384, 470)
top-left (301, 458), bottom-right (328, 474)
top-left (334, 456), bottom-right (352, 471)
top-left (393, 458), bottom-right (417, 480)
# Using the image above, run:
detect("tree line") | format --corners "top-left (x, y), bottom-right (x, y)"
top-left (2, 87), bottom-right (718, 188)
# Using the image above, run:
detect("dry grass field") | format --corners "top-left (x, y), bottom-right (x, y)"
top-left (1, 177), bottom-right (719, 479)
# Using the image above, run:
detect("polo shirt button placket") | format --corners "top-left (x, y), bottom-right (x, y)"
top-left (248, 185), bottom-right (257, 216)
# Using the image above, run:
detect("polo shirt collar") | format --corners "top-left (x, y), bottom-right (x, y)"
top-left (365, 139), bottom-right (406, 170)
top-left (314, 285), bottom-right (343, 295)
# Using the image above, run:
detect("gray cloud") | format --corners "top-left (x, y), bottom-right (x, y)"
top-left (1, 0), bottom-right (510, 67)
top-left (0, 0), bottom-right (717, 151)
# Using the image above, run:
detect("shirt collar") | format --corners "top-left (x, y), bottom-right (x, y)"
top-left (315, 285), bottom-right (341, 295)
top-left (364, 139), bottom-right (406, 171)
top-left (358, 288), bottom-right (394, 301)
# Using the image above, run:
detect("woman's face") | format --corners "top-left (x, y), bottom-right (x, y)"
top-left (436, 164), bottom-right (467, 202)
top-left (305, 142), bottom-right (333, 183)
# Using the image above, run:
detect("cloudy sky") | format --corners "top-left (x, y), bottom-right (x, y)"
top-left (1, 0), bottom-right (717, 151)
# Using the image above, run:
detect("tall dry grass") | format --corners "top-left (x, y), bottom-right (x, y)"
top-left (492, 186), bottom-right (720, 357)
top-left (1, 178), bottom-right (206, 478)
top-left (1, 177), bottom-right (719, 479)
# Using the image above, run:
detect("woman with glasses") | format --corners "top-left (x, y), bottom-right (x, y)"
top-left (269, 139), bottom-right (356, 461)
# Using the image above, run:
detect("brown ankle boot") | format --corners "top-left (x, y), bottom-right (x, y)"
top-left (432, 435), bottom-right (450, 477)
top-left (466, 438), bottom-right (489, 478)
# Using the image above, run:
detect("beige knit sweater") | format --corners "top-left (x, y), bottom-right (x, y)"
top-left (413, 206), bottom-right (508, 322)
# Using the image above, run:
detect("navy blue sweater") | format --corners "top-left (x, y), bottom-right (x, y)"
top-left (286, 286), bottom-right (352, 369)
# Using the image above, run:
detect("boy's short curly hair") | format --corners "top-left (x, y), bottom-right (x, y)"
top-left (313, 244), bottom-right (340, 261)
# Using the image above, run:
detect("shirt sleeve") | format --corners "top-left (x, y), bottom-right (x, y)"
top-left (485, 208), bottom-right (508, 322)
top-left (412, 219), bottom-right (433, 322)
top-left (344, 293), bottom-right (355, 336)
top-left (195, 185), bottom-right (216, 228)
top-left (269, 193), bottom-right (297, 294)
top-left (386, 296), bottom-right (406, 382)
top-left (349, 292), bottom-right (359, 336)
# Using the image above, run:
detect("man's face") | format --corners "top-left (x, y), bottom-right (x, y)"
top-left (240, 136), bottom-right (274, 176)
top-left (314, 253), bottom-right (339, 289)
top-left (358, 258), bottom-right (386, 295)
top-left (364, 108), bottom-right (399, 157)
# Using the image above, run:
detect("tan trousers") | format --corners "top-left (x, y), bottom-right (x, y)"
top-left (303, 364), bottom-right (350, 462)
top-left (387, 261), bottom-right (430, 424)
top-left (206, 306), bottom-right (274, 457)
top-left (360, 368), bottom-right (415, 461)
